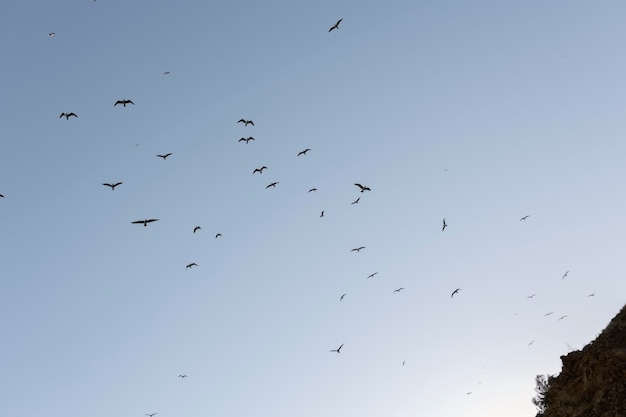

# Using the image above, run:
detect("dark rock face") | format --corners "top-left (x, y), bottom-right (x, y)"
top-left (540, 305), bottom-right (626, 417)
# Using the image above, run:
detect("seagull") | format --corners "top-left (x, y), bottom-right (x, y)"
top-left (265, 182), bottom-right (279, 188)
top-left (367, 272), bottom-right (378, 279)
top-left (393, 288), bottom-right (404, 293)
top-left (114, 99), bottom-right (134, 107)
top-left (215, 233), bottom-right (222, 238)
top-left (0, 194), bottom-right (4, 198)
top-left (466, 392), bottom-right (473, 396)
top-left (156, 153), bottom-right (172, 160)
top-left (442, 218), bottom-right (448, 232)
top-left (102, 182), bottom-right (123, 190)
top-left (60, 112), bottom-right (77, 120)
top-left (178, 374), bottom-right (188, 378)
top-left (320, 210), bottom-right (325, 218)
top-left (328, 18), bottom-right (343, 32)
top-left (527, 293), bottom-right (536, 299)
top-left (340, 293), bottom-right (347, 302)
top-left (354, 183), bottom-right (371, 193)
top-left (544, 312), bottom-right (554, 317)
top-left (402, 360), bottom-right (405, 366)
top-left (239, 137), bottom-right (255, 143)
top-left (351, 246), bottom-right (365, 252)
top-left (562, 270), bottom-right (569, 280)
top-left (330, 343), bottom-right (343, 353)
top-left (520, 215), bottom-right (530, 221)
top-left (588, 292), bottom-right (595, 297)
top-left (193, 226), bottom-right (201, 233)
top-left (528, 340), bottom-right (535, 346)
top-left (163, 71), bottom-right (170, 75)
top-left (308, 188), bottom-right (317, 193)
top-left (48, 32), bottom-right (55, 37)
top-left (186, 262), bottom-right (198, 269)
top-left (351, 197), bottom-right (360, 204)
top-left (145, 414), bottom-right (157, 417)
top-left (558, 315), bottom-right (568, 321)
top-left (237, 119), bottom-right (254, 126)
top-left (297, 148), bottom-right (311, 156)
top-left (253, 166), bottom-right (267, 174)
top-left (131, 219), bottom-right (159, 226)
top-left (451, 288), bottom-right (461, 298)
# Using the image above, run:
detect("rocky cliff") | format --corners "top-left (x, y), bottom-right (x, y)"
top-left (537, 304), bottom-right (626, 417)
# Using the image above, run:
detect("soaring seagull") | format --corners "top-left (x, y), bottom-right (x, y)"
top-left (131, 219), bottom-right (159, 226)
top-left (253, 166), bottom-right (267, 174)
top-left (351, 246), bottom-right (365, 252)
top-left (145, 414), bottom-right (157, 417)
top-left (265, 182), bottom-right (279, 188)
top-left (237, 119), bottom-right (254, 126)
top-left (114, 99), bottom-right (134, 107)
top-left (186, 263), bottom-right (198, 269)
top-left (393, 288), bottom-right (405, 293)
top-left (60, 112), bottom-right (77, 119)
top-left (320, 210), bottom-right (325, 218)
top-left (527, 293), bottom-right (536, 299)
top-left (354, 183), bottom-right (371, 193)
top-left (451, 288), bottom-right (461, 298)
top-left (340, 294), bottom-right (347, 302)
top-left (308, 188), bottom-right (317, 193)
top-left (178, 374), bottom-right (188, 378)
top-left (367, 272), bottom-right (378, 279)
top-left (193, 226), bottom-right (201, 233)
top-left (442, 218), bottom-right (448, 231)
top-left (562, 270), bottom-right (569, 280)
top-left (520, 215), bottom-right (530, 221)
top-left (156, 153), bottom-right (172, 160)
top-left (102, 182), bottom-right (123, 190)
top-left (328, 19), bottom-right (343, 32)
top-left (297, 148), bottom-right (311, 156)
top-left (239, 137), bottom-right (255, 143)
top-left (215, 233), bottom-right (222, 238)
top-left (330, 343), bottom-right (344, 353)
top-left (351, 197), bottom-right (360, 204)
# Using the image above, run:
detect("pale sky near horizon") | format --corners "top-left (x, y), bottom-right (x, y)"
top-left (2, 1), bottom-right (626, 416)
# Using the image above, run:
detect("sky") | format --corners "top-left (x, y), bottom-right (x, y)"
top-left (1, 1), bottom-right (626, 416)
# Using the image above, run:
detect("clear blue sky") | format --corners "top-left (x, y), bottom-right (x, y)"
top-left (1, 1), bottom-right (625, 416)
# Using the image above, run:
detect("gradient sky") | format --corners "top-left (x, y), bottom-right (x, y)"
top-left (2, 1), bottom-right (626, 416)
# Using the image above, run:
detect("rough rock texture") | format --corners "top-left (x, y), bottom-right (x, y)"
top-left (541, 304), bottom-right (626, 417)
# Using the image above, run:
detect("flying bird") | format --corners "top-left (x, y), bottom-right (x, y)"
top-left (351, 246), bottom-right (365, 252)
top-left (588, 292), bottom-right (595, 297)
top-left (156, 153), bottom-right (172, 160)
top-left (320, 210), bottom-right (325, 218)
top-left (351, 197), bottom-right (360, 204)
top-left (544, 312), bottom-right (554, 317)
top-left (114, 99), bottom-right (134, 107)
top-left (48, 32), bottom-right (55, 37)
top-left (393, 288), bottom-right (404, 293)
top-left (562, 270), bottom-right (569, 280)
top-left (239, 137), bottom-right (255, 143)
top-left (558, 315), bottom-right (568, 321)
top-left (528, 340), bottom-right (535, 346)
top-left (367, 272), bottom-right (378, 279)
top-left (178, 374), bottom-right (188, 378)
top-left (131, 219), bottom-right (159, 226)
top-left (354, 183), bottom-right (371, 193)
top-left (442, 218), bottom-right (448, 231)
top-left (340, 294), bottom-right (347, 302)
top-left (527, 294), bottom-right (536, 299)
top-left (102, 182), bottom-right (123, 190)
top-left (520, 215), bottom-right (530, 221)
top-left (297, 148), bottom-right (311, 156)
top-left (0, 194), bottom-right (4, 198)
top-left (451, 288), bottom-right (461, 298)
top-left (308, 188), bottom-right (317, 193)
top-left (193, 226), bottom-right (201, 233)
top-left (186, 263), bottom-right (198, 269)
top-left (215, 233), bottom-right (222, 238)
top-left (330, 343), bottom-right (343, 353)
top-left (265, 182), bottom-right (279, 188)
top-left (163, 71), bottom-right (170, 75)
top-left (237, 119), bottom-right (254, 126)
top-left (145, 414), bottom-right (157, 417)
top-left (59, 112), bottom-right (77, 119)
top-left (253, 166), bottom-right (267, 174)
top-left (328, 18), bottom-right (343, 32)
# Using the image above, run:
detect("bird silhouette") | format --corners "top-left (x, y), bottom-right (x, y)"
top-left (48, 32), bottom-right (55, 37)
top-left (451, 288), bottom-right (461, 298)
top-left (527, 294), bottom-right (536, 299)
top-left (351, 246), bottom-right (365, 252)
top-left (102, 182), bottom-right (123, 190)
top-left (114, 99), bottom-right (134, 107)
top-left (163, 71), bottom-right (170, 75)
top-left (393, 288), bottom-right (404, 293)
top-left (215, 233), bottom-right (222, 238)
top-left (239, 137), bottom-right (255, 143)
top-left (340, 294), bottom-right (347, 302)
top-left (186, 263), bottom-right (198, 269)
top-left (328, 18), bottom-right (343, 32)
top-left (193, 226), bottom-right (201, 233)
top-left (354, 183), bottom-right (371, 193)
top-left (520, 215), bottom-right (530, 221)
top-left (330, 343), bottom-right (343, 353)
top-left (297, 148), bottom-right (311, 156)
top-left (367, 272), bottom-right (378, 279)
top-left (156, 153), bottom-right (172, 160)
top-left (528, 340), bottom-right (535, 346)
top-left (588, 292), bottom-right (595, 297)
top-left (59, 112), bottom-right (77, 120)
top-left (237, 119), bottom-right (254, 126)
top-left (558, 315), bottom-right (568, 321)
top-left (131, 219), bottom-right (159, 226)
top-left (544, 312), bottom-right (554, 317)
top-left (308, 188), bottom-right (317, 193)
top-left (145, 414), bottom-right (157, 417)
top-left (178, 374), bottom-right (188, 378)
top-left (253, 166), bottom-right (267, 174)
top-left (442, 218), bottom-right (448, 231)
top-left (562, 270), bottom-right (569, 279)
top-left (320, 211), bottom-right (325, 218)
top-left (265, 182), bottom-right (279, 188)
top-left (351, 197), bottom-right (360, 204)
top-left (0, 194), bottom-right (4, 198)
